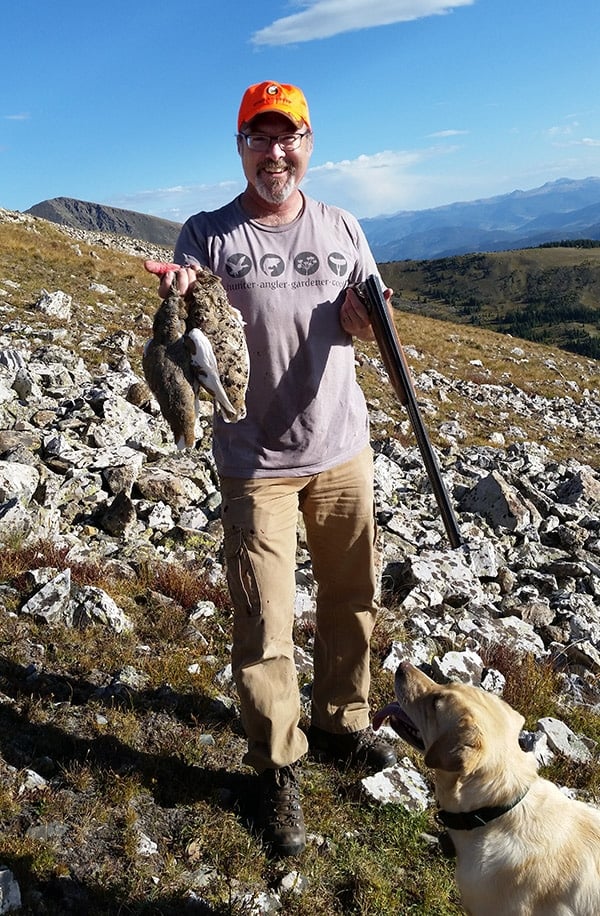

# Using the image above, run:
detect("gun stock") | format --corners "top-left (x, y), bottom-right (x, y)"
top-left (355, 274), bottom-right (462, 549)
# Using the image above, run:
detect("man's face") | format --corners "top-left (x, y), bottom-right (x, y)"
top-left (238, 113), bottom-right (313, 204)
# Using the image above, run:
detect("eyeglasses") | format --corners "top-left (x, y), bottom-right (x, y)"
top-left (238, 131), bottom-right (309, 152)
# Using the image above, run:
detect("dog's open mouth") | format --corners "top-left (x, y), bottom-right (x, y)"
top-left (372, 701), bottom-right (425, 752)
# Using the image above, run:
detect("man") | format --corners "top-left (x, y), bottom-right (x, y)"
top-left (158, 81), bottom-right (396, 857)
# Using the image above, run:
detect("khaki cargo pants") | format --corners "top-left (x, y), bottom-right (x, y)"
top-left (220, 446), bottom-right (379, 772)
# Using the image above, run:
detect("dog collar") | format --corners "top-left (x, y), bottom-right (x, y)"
top-left (437, 790), bottom-right (529, 831)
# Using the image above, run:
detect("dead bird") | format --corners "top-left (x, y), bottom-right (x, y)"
top-left (182, 260), bottom-right (249, 423)
top-left (142, 260), bottom-right (249, 448)
top-left (142, 285), bottom-right (198, 449)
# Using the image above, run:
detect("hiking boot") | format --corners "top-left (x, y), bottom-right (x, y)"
top-left (257, 764), bottom-right (306, 857)
top-left (308, 725), bottom-right (397, 771)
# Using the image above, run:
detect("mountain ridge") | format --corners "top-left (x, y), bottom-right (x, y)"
top-left (21, 177), bottom-right (600, 261)
top-left (26, 196), bottom-right (182, 248)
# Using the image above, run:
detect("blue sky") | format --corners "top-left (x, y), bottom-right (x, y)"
top-left (3, 0), bottom-right (600, 221)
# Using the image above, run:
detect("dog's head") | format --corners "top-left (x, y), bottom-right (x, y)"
top-left (374, 662), bottom-right (536, 802)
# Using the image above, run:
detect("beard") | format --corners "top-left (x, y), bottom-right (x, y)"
top-left (254, 160), bottom-right (297, 204)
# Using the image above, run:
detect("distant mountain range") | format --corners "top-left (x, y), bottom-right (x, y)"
top-left (361, 177), bottom-right (600, 260)
top-left (26, 197), bottom-right (181, 248)
top-left (24, 177), bottom-right (600, 261)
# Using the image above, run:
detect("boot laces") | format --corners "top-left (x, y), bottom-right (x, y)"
top-left (266, 766), bottom-right (302, 826)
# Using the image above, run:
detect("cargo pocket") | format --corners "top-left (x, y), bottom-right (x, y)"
top-left (223, 526), bottom-right (262, 616)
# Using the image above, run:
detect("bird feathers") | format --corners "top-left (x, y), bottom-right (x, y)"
top-left (142, 264), bottom-right (249, 449)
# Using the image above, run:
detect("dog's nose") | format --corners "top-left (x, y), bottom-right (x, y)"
top-left (396, 661), bottom-right (414, 677)
top-left (518, 731), bottom-right (536, 753)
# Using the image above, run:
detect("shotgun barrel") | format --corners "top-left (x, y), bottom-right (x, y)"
top-left (354, 274), bottom-right (462, 549)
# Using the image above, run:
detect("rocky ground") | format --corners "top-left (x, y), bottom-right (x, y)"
top-left (0, 208), bottom-right (599, 914)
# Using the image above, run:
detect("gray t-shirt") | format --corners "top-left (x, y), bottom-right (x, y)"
top-left (175, 193), bottom-right (380, 478)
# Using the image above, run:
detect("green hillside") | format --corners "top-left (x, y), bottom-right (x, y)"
top-left (380, 243), bottom-right (600, 359)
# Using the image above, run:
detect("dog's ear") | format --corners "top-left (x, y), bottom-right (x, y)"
top-left (424, 716), bottom-right (483, 773)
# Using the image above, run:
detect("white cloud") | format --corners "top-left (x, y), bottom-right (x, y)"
top-left (428, 128), bottom-right (468, 138)
top-left (303, 145), bottom-right (459, 216)
top-left (549, 135), bottom-right (600, 149)
top-left (116, 140), bottom-right (480, 222)
top-left (4, 113), bottom-right (30, 121)
top-left (546, 124), bottom-right (577, 138)
top-left (110, 180), bottom-right (242, 223)
top-left (252, 0), bottom-right (475, 46)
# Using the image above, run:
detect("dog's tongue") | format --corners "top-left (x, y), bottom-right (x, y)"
top-left (372, 701), bottom-right (404, 730)
top-left (373, 702), bottom-right (425, 751)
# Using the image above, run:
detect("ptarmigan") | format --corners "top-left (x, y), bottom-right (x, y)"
top-left (142, 259), bottom-right (249, 448)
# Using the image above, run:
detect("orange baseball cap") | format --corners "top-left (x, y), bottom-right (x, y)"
top-left (237, 81), bottom-right (311, 131)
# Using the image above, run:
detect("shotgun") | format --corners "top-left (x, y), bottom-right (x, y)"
top-left (354, 274), bottom-right (463, 549)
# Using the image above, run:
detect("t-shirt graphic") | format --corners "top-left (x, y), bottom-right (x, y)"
top-left (328, 252), bottom-right (349, 276)
top-left (260, 254), bottom-right (285, 277)
top-left (226, 253), bottom-right (252, 277)
top-left (294, 252), bottom-right (319, 275)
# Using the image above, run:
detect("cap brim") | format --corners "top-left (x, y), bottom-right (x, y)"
top-left (241, 108), bottom-right (305, 130)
